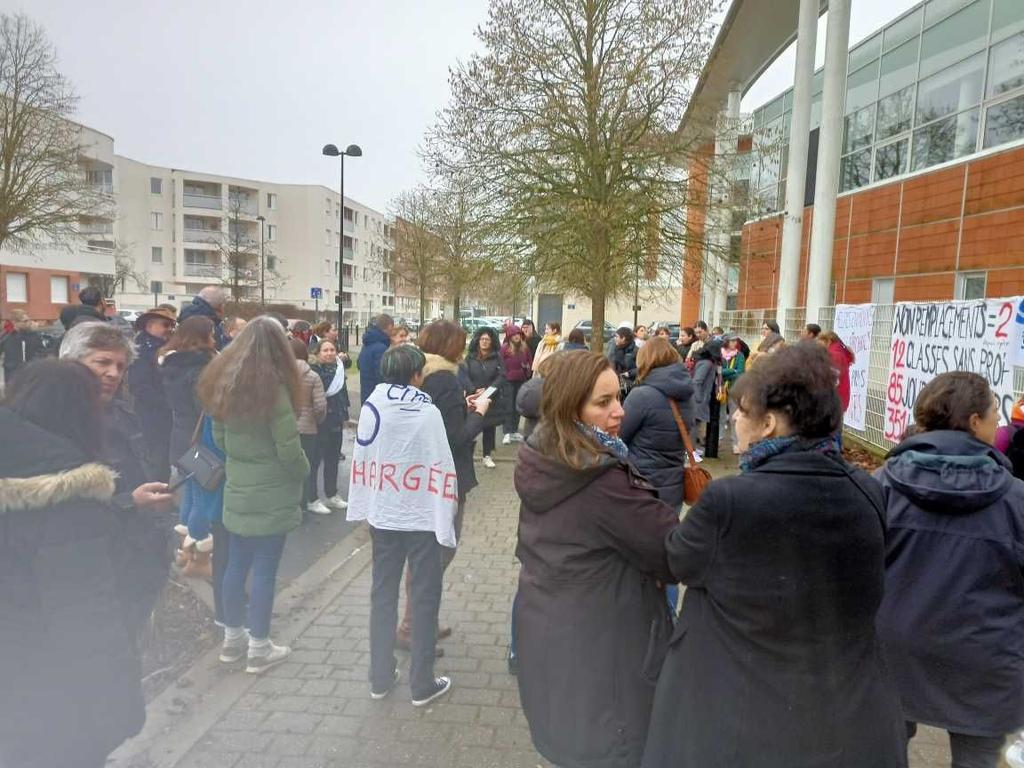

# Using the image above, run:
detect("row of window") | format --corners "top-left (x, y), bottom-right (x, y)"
top-left (154, 177), bottom-right (281, 211)
top-left (867, 270), bottom-right (987, 304)
top-left (4, 273), bottom-right (69, 305)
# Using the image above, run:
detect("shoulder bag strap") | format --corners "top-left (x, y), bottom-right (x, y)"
top-left (189, 411), bottom-right (206, 447)
top-left (668, 399), bottom-right (698, 467)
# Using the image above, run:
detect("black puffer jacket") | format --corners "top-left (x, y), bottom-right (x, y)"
top-left (612, 340), bottom-right (638, 381)
top-left (126, 331), bottom-right (171, 473)
top-left (0, 408), bottom-right (146, 768)
top-left (160, 348), bottom-right (215, 464)
top-left (420, 354), bottom-right (484, 500)
top-left (620, 363), bottom-right (695, 509)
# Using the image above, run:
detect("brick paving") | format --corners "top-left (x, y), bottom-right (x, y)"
top-left (168, 454), bottom-right (958, 768)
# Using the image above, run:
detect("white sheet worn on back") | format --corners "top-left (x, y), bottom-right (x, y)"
top-left (346, 382), bottom-right (458, 547)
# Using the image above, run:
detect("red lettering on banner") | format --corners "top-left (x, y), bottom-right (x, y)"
top-left (427, 464), bottom-right (442, 495)
top-left (442, 472), bottom-right (458, 501)
top-left (403, 464), bottom-right (424, 491)
top-left (368, 461), bottom-right (377, 489)
top-left (379, 463), bottom-right (400, 492)
top-left (351, 460), bottom-right (366, 486)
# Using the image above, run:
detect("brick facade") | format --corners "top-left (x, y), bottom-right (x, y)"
top-left (736, 142), bottom-right (1024, 309)
top-left (0, 265), bottom-right (83, 324)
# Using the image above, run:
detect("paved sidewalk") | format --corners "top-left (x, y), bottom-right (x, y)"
top-left (142, 452), bottom-right (955, 768)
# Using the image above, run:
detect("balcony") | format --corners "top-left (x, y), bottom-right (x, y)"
top-left (184, 228), bottom-right (222, 244)
top-left (79, 221), bottom-right (114, 236)
top-left (183, 192), bottom-right (222, 210)
top-left (343, 247), bottom-right (354, 261)
top-left (183, 262), bottom-right (222, 278)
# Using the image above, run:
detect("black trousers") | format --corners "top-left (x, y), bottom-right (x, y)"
top-left (481, 426), bottom-right (496, 456)
top-left (369, 527), bottom-right (443, 697)
top-left (906, 722), bottom-right (1005, 768)
top-left (317, 429), bottom-right (344, 498)
top-left (504, 381), bottom-right (524, 434)
top-left (300, 434), bottom-right (320, 506)
top-left (441, 499), bottom-right (466, 572)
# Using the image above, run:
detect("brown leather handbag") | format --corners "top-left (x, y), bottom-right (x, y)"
top-left (668, 399), bottom-right (713, 504)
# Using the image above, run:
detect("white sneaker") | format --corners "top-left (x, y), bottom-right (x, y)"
top-left (1007, 738), bottom-right (1024, 768)
top-left (219, 631), bottom-right (250, 663)
top-left (502, 434), bottom-right (512, 446)
top-left (411, 676), bottom-right (452, 707)
top-left (482, 456), bottom-right (496, 469)
top-left (306, 500), bottom-right (332, 515)
top-left (511, 432), bottom-right (524, 443)
top-left (325, 494), bottom-right (348, 510)
top-left (246, 641), bottom-right (292, 674)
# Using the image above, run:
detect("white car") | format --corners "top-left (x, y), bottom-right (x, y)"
top-left (117, 309), bottom-right (142, 324)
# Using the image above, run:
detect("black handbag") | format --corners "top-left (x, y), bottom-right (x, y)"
top-left (173, 413), bottom-right (225, 492)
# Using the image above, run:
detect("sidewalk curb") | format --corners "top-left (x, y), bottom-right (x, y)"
top-left (109, 524), bottom-right (373, 768)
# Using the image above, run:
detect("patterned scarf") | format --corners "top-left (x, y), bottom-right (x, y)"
top-left (740, 433), bottom-right (842, 473)
top-left (576, 421), bottom-right (629, 462)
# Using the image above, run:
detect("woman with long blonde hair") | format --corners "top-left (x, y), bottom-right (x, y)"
top-left (196, 316), bottom-right (310, 674)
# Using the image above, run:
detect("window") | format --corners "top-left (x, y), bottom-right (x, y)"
top-left (343, 264), bottom-right (353, 278)
top-left (911, 107), bottom-right (979, 170)
top-left (49, 276), bottom-right (68, 305)
top-left (325, 229), bottom-right (331, 245)
top-left (5, 272), bottom-right (27, 303)
top-left (844, 104), bottom-right (876, 153)
top-left (915, 53), bottom-right (984, 125)
top-left (334, 261), bottom-right (339, 276)
top-left (872, 277), bottom-right (895, 305)
top-left (362, 267), bottom-right (369, 280)
top-left (151, 212), bottom-right (163, 230)
top-left (326, 197), bottom-right (332, 215)
top-left (343, 235), bottom-right (353, 250)
top-left (150, 177), bottom-right (162, 194)
top-left (874, 138), bottom-right (911, 180)
top-left (184, 250), bottom-right (209, 264)
top-left (846, 61), bottom-right (880, 114)
top-left (987, 33), bottom-right (1024, 97)
top-left (267, 224), bottom-right (277, 241)
top-left (884, 8), bottom-right (922, 52)
top-left (879, 38), bottom-right (919, 97)
top-left (267, 256), bottom-right (276, 271)
top-left (984, 93), bottom-right (1024, 148)
top-left (919, 1), bottom-right (989, 79)
top-left (925, 0), bottom-right (980, 27)
top-left (955, 270), bottom-right (987, 299)
top-left (876, 86), bottom-right (916, 140)
top-left (849, 35), bottom-right (881, 73)
top-left (343, 207), bottom-right (354, 222)
top-left (993, 0), bottom-right (1024, 42)
top-left (266, 193), bottom-right (277, 210)
top-left (841, 148), bottom-right (873, 191)
top-left (151, 246), bottom-right (163, 263)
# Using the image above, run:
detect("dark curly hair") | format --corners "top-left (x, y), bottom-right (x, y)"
top-left (730, 342), bottom-right (841, 439)
top-left (468, 327), bottom-right (500, 358)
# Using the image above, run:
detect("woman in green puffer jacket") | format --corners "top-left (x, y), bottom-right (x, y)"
top-left (197, 316), bottom-right (310, 674)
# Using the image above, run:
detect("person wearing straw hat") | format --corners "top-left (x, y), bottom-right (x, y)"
top-left (126, 305), bottom-right (177, 481)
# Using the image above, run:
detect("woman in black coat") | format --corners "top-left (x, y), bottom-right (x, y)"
top-left (643, 343), bottom-right (905, 768)
top-left (876, 372), bottom-right (1024, 766)
top-left (515, 350), bottom-right (677, 768)
top-left (464, 326), bottom-right (506, 468)
top-left (619, 337), bottom-right (695, 510)
top-left (0, 360), bottom-right (150, 768)
top-left (611, 327), bottom-right (639, 394)
top-left (159, 316), bottom-right (217, 468)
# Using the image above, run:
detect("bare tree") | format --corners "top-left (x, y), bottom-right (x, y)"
top-left (86, 240), bottom-right (148, 298)
top-left (428, 0), bottom-right (721, 348)
top-left (390, 187), bottom-right (444, 328)
top-left (217, 189), bottom-right (281, 302)
top-left (0, 14), bottom-right (108, 250)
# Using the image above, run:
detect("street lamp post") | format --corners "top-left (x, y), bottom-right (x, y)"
top-left (256, 215), bottom-right (266, 308)
top-left (322, 143), bottom-right (362, 330)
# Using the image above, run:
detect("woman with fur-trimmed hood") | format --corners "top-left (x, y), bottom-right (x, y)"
top-left (0, 360), bottom-right (152, 768)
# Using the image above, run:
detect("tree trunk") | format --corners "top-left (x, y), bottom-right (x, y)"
top-left (589, 228), bottom-right (609, 353)
top-left (419, 281), bottom-right (426, 328)
top-left (452, 293), bottom-right (461, 319)
top-left (591, 289), bottom-right (606, 354)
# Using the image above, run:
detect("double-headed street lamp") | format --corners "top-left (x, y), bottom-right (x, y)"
top-left (256, 214), bottom-right (266, 308)
top-left (322, 143), bottom-right (362, 328)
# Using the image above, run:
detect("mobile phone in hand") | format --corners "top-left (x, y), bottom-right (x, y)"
top-left (167, 472), bottom-right (195, 494)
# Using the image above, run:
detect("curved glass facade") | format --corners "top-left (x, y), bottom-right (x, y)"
top-left (749, 0), bottom-right (1024, 218)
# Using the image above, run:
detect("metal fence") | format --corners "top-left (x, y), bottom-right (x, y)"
top-left (720, 305), bottom-right (1024, 454)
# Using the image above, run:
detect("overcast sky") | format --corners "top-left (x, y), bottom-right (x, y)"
top-left (14, 0), bottom-right (919, 213)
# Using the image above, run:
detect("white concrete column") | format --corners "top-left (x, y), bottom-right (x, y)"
top-left (806, 0), bottom-right (851, 323)
top-left (776, 0), bottom-right (818, 333)
top-left (711, 90), bottom-right (742, 326)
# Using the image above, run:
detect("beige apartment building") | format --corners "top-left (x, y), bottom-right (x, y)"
top-left (0, 117), bottom-right (402, 325)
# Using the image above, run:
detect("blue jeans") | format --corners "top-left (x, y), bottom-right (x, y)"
top-left (222, 532), bottom-right (286, 640)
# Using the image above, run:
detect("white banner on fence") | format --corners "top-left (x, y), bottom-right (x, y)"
top-left (885, 297), bottom-right (1022, 443)
top-left (834, 304), bottom-right (875, 431)
top-left (1013, 297), bottom-right (1024, 368)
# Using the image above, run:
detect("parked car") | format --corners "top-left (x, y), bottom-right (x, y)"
top-left (572, 319), bottom-right (616, 344)
top-left (649, 321), bottom-right (681, 344)
top-left (117, 309), bottom-right (142, 324)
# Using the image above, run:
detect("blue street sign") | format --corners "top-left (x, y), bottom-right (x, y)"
top-left (310, 287), bottom-right (322, 299)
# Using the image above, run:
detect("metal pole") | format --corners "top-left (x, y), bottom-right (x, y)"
top-left (259, 218), bottom-right (266, 308)
top-left (338, 156), bottom-right (345, 328)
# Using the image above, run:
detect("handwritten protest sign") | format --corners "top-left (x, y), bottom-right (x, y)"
top-left (1013, 297), bottom-right (1024, 369)
top-left (885, 297), bottom-right (1021, 443)
top-left (834, 304), bottom-right (875, 431)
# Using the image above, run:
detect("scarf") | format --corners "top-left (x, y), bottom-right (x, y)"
top-left (740, 433), bottom-right (843, 473)
top-left (325, 363), bottom-right (347, 398)
top-left (540, 334), bottom-right (560, 352)
top-left (576, 421), bottom-right (629, 462)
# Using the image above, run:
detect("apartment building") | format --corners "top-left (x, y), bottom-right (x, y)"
top-left (0, 123), bottom-right (118, 322)
top-left (115, 157), bottom-right (395, 324)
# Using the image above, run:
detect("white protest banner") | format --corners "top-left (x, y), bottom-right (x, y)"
top-left (1013, 296), bottom-right (1024, 368)
top-left (884, 297), bottom-right (1022, 443)
top-left (833, 303), bottom-right (875, 431)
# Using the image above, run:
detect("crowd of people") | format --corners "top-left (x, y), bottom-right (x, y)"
top-left (3, 289), bottom-right (1024, 768)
